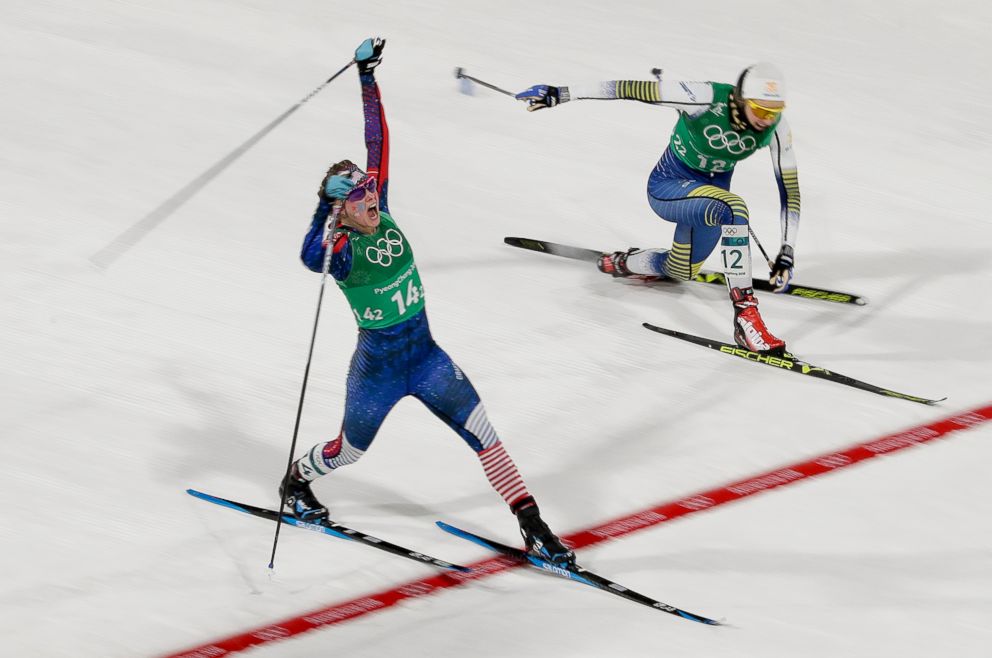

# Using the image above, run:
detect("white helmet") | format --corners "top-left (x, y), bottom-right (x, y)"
top-left (737, 62), bottom-right (786, 102)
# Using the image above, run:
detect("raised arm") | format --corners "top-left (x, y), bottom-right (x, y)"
top-left (300, 39), bottom-right (388, 277)
top-left (356, 38), bottom-right (391, 214)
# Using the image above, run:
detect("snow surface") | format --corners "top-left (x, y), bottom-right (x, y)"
top-left (2, 1), bottom-right (991, 656)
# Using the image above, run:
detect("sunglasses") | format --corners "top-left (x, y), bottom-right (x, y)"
top-left (346, 176), bottom-right (378, 202)
top-left (744, 98), bottom-right (785, 121)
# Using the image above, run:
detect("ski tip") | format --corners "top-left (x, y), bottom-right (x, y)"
top-left (436, 521), bottom-right (478, 543)
top-left (187, 488), bottom-right (222, 504)
top-left (186, 489), bottom-right (251, 514)
top-left (885, 392), bottom-right (947, 405)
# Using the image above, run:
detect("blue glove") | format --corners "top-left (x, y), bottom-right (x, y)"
top-left (769, 245), bottom-right (795, 292)
top-left (323, 174), bottom-right (356, 200)
top-left (355, 38), bottom-right (385, 74)
top-left (515, 85), bottom-right (570, 112)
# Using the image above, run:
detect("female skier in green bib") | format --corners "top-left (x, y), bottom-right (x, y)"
top-left (515, 63), bottom-right (801, 354)
top-left (282, 38), bottom-right (574, 566)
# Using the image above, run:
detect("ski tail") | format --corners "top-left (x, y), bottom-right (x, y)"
top-left (188, 489), bottom-right (470, 572)
top-left (504, 237), bottom-right (602, 262)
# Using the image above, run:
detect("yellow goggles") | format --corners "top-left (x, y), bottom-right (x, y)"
top-left (744, 98), bottom-right (785, 121)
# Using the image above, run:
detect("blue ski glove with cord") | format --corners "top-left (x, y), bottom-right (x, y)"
top-left (514, 84), bottom-right (569, 111)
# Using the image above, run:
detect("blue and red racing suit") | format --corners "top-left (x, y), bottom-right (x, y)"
top-left (294, 69), bottom-right (533, 512)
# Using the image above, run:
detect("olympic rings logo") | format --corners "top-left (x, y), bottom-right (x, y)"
top-left (703, 124), bottom-right (756, 155)
top-left (366, 229), bottom-right (405, 266)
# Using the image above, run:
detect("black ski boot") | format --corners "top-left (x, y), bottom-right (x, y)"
top-left (279, 467), bottom-right (328, 522)
top-left (516, 504), bottom-right (575, 566)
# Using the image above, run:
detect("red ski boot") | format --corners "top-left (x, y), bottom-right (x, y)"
top-left (597, 249), bottom-right (635, 278)
top-left (730, 287), bottom-right (786, 354)
top-left (598, 248), bottom-right (664, 282)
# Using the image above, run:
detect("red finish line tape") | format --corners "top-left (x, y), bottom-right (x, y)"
top-left (166, 404), bottom-right (992, 657)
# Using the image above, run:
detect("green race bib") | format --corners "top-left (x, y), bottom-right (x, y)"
top-left (669, 83), bottom-right (779, 173)
top-left (335, 213), bottom-right (426, 329)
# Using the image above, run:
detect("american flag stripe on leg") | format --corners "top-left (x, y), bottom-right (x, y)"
top-left (478, 441), bottom-right (531, 508)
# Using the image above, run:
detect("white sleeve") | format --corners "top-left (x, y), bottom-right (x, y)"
top-left (566, 79), bottom-right (713, 116)
top-left (657, 80), bottom-right (714, 116)
top-left (769, 117), bottom-right (801, 250)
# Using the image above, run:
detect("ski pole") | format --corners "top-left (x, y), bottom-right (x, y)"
top-left (454, 67), bottom-right (517, 98)
top-left (269, 202), bottom-right (343, 569)
top-left (91, 59), bottom-right (356, 269)
top-left (747, 225), bottom-right (773, 266)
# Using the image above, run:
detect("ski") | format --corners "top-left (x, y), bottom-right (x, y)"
top-left (436, 521), bottom-right (721, 625)
top-left (504, 236), bottom-right (867, 306)
top-left (188, 489), bottom-right (470, 572)
top-left (641, 324), bottom-right (945, 406)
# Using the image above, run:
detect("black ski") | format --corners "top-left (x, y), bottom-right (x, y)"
top-left (437, 521), bottom-right (721, 625)
top-left (504, 236), bottom-right (867, 306)
top-left (641, 324), bottom-right (945, 405)
top-left (188, 489), bottom-right (470, 572)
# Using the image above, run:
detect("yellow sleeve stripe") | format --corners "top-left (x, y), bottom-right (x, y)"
top-left (780, 170), bottom-right (801, 212)
top-left (615, 80), bottom-right (661, 102)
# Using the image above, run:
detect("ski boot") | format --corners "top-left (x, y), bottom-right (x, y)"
top-left (597, 249), bottom-right (637, 278)
top-left (279, 466), bottom-right (329, 522)
top-left (731, 286), bottom-right (786, 355)
top-left (516, 504), bottom-right (575, 566)
top-left (598, 248), bottom-right (666, 282)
